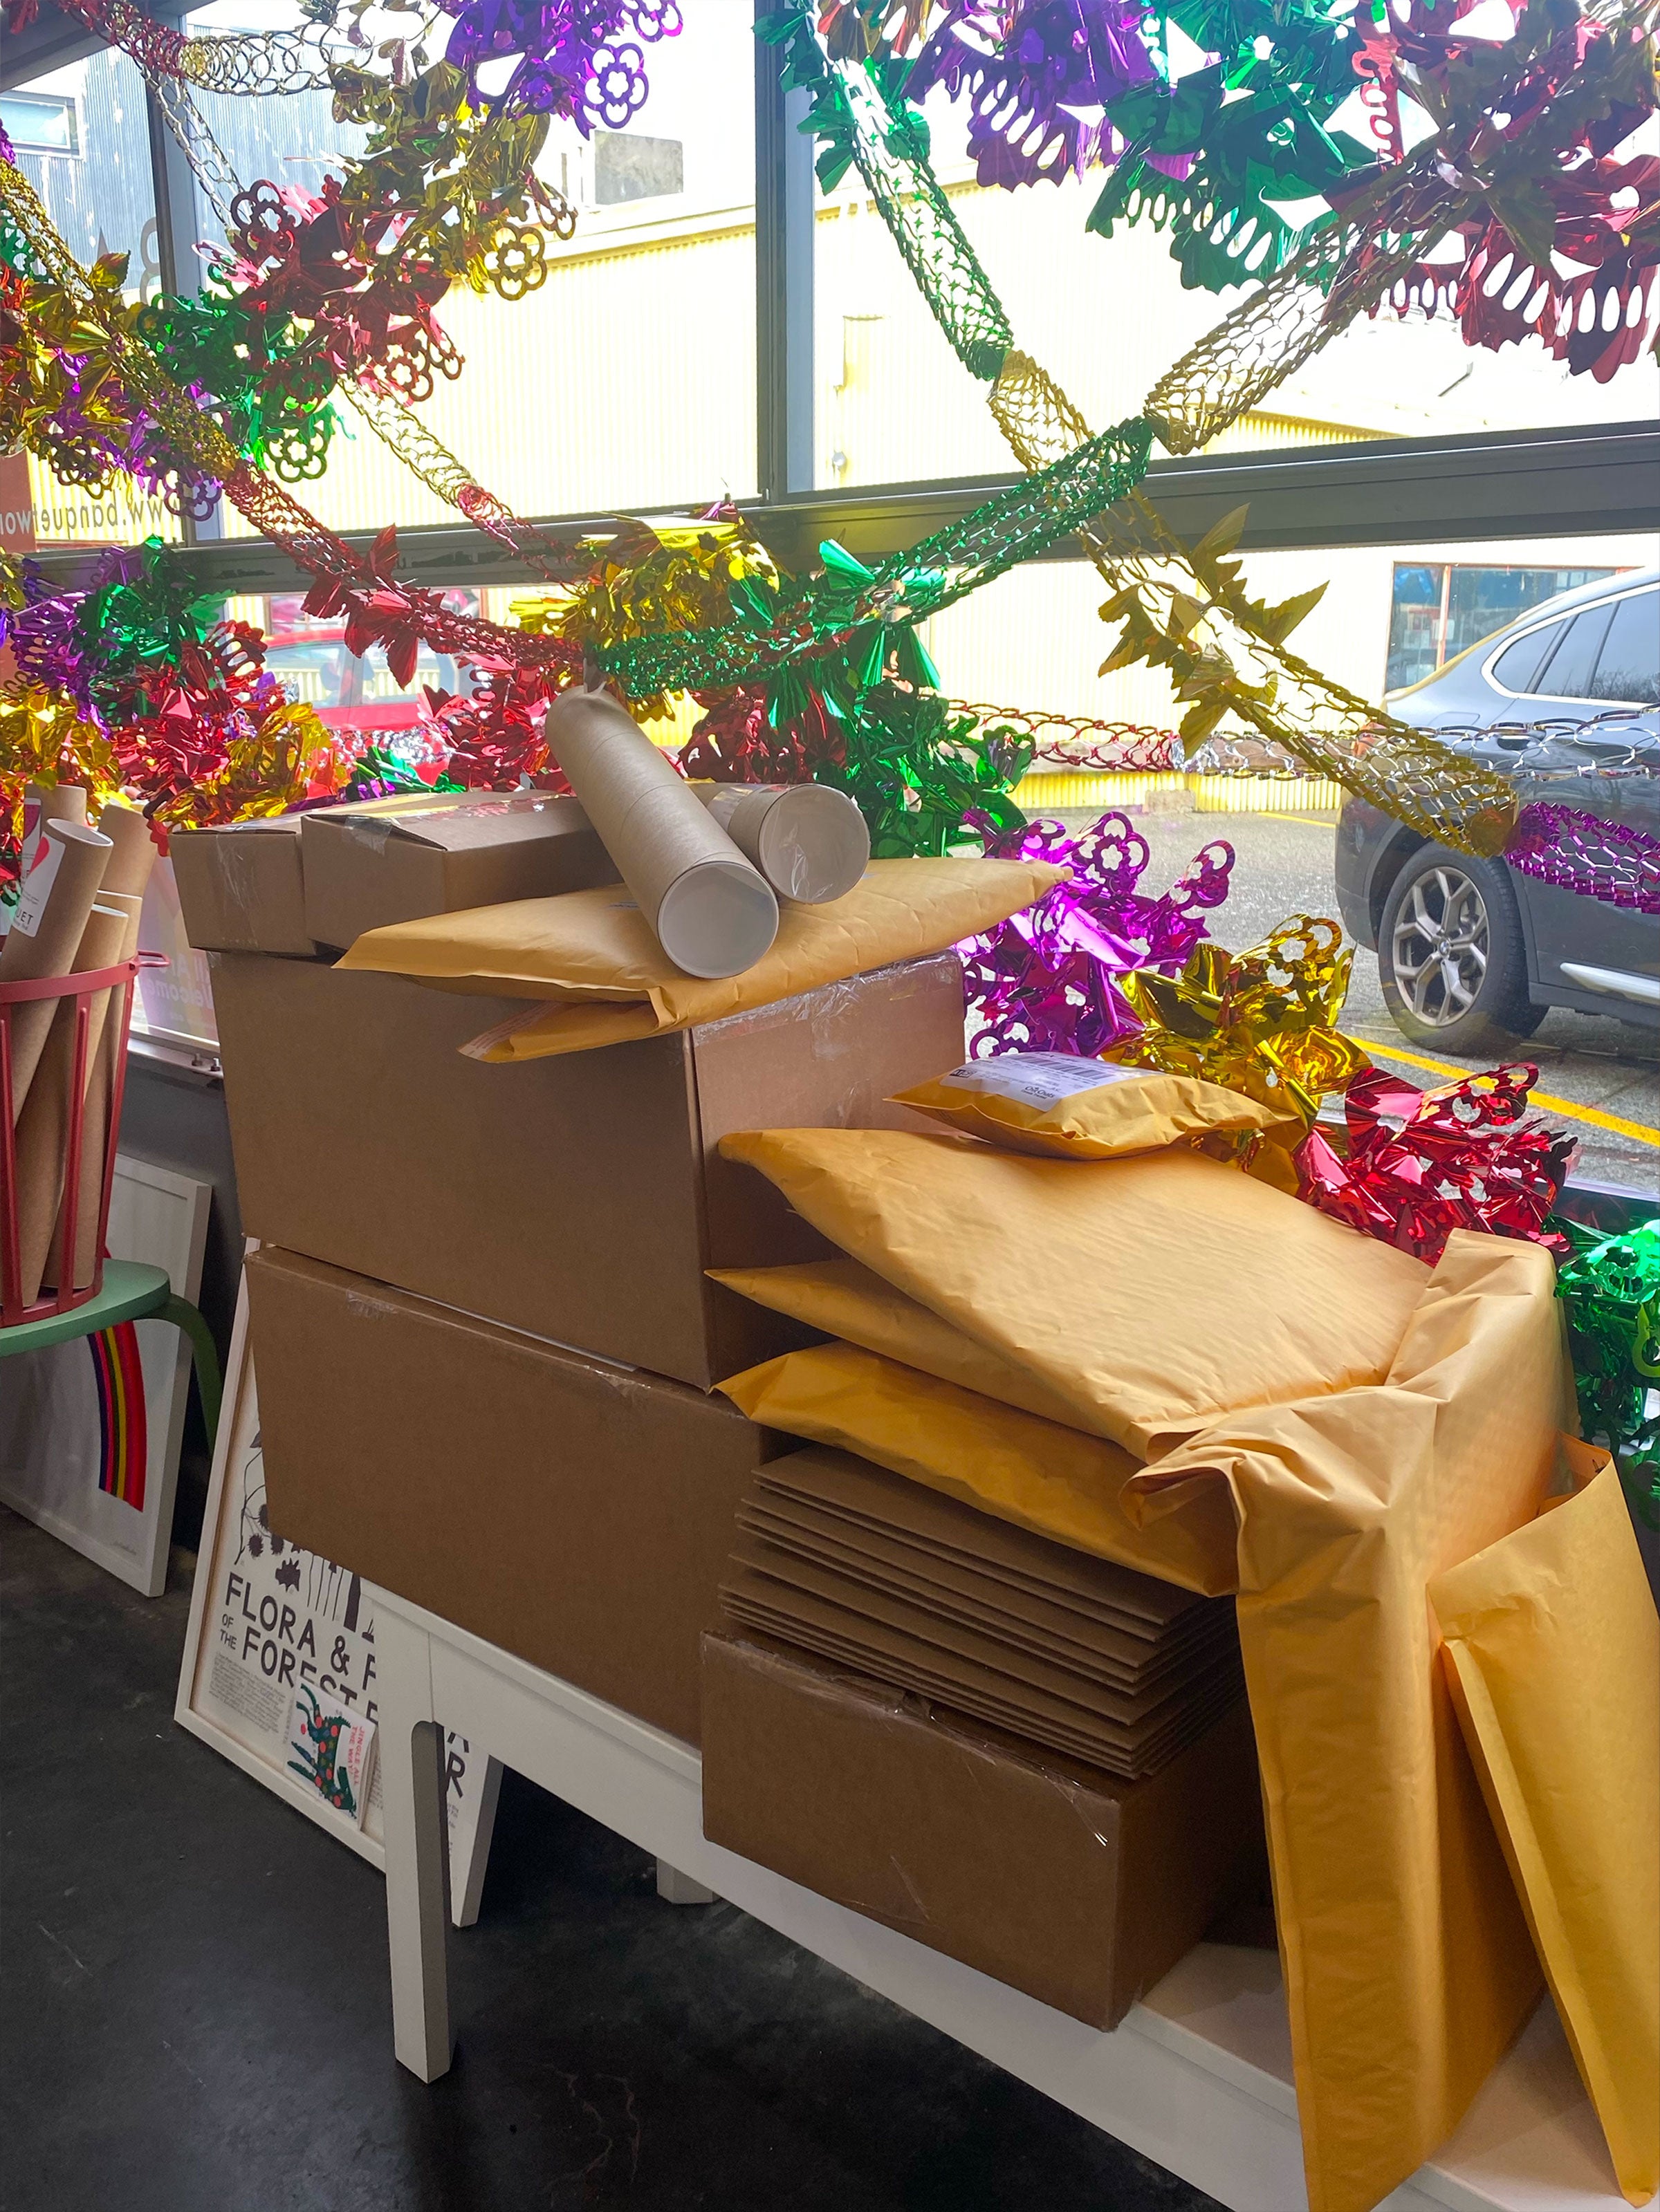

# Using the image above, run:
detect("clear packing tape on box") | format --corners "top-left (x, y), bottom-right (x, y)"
top-left (713, 1127), bottom-right (1657, 2212)
top-left (333, 855), bottom-right (1067, 1060)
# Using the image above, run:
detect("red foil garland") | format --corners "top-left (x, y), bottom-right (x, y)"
top-left (1295, 1061), bottom-right (1576, 1265)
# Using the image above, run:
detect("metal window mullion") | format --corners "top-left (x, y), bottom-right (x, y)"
top-left (753, 0), bottom-right (814, 504)
top-left (20, 422), bottom-right (1659, 598)
top-left (142, 24), bottom-right (223, 544)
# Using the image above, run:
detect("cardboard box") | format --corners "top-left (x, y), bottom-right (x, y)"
top-left (170, 794), bottom-right (459, 958)
top-left (247, 1246), bottom-right (777, 1745)
top-left (299, 790), bottom-right (615, 950)
top-left (212, 950), bottom-right (966, 1389)
top-left (700, 1628), bottom-right (1265, 2029)
top-left (169, 814), bottom-right (315, 957)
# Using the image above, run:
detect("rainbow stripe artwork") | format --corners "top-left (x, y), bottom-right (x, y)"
top-left (89, 1323), bottom-right (148, 1512)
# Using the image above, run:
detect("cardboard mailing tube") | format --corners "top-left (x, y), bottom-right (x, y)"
top-left (95, 800), bottom-right (158, 900)
top-left (42, 815), bottom-right (159, 1290)
top-left (21, 781), bottom-right (87, 857)
top-left (689, 782), bottom-right (870, 905)
top-left (12, 899), bottom-right (131, 1305)
top-left (0, 817), bottom-right (113, 1122)
top-left (544, 689), bottom-right (778, 980)
top-left (48, 890), bottom-right (145, 1292)
top-left (9, 786), bottom-right (88, 932)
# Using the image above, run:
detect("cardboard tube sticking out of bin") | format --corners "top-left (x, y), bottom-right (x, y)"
top-left (544, 689), bottom-right (779, 979)
top-left (12, 898), bottom-right (133, 1305)
top-left (0, 817), bottom-right (114, 1122)
top-left (48, 889), bottom-right (145, 1294)
top-left (95, 801), bottom-right (158, 900)
top-left (21, 781), bottom-right (86, 850)
top-left (688, 782), bottom-right (869, 905)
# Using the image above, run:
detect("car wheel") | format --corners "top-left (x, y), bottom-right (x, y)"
top-left (1377, 845), bottom-right (1544, 1052)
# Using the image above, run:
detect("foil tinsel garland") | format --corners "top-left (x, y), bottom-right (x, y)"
top-left (1295, 1062), bottom-right (1576, 1265)
top-left (1107, 915), bottom-right (1369, 1133)
top-left (1554, 1218), bottom-right (1660, 1527)
top-left (960, 810), bottom-right (1234, 1056)
top-left (0, 541), bottom-right (343, 858)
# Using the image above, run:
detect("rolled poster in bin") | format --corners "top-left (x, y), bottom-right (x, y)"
top-left (50, 812), bottom-right (156, 1290)
top-left (11, 898), bottom-right (133, 1305)
top-left (543, 689), bottom-right (778, 980)
top-left (0, 817), bottom-right (114, 1122)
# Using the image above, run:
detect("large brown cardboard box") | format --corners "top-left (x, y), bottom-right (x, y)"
top-left (247, 1247), bottom-right (778, 1745)
top-left (299, 790), bottom-right (614, 950)
top-left (701, 1629), bottom-right (1264, 2028)
top-left (213, 949), bottom-right (965, 1389)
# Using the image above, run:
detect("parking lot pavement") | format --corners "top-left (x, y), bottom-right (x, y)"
top-left (1049, 804), bottom-right (1659, 1196)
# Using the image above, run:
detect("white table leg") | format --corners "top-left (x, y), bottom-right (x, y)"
top-left (452, 1755), bottom-right (504, 1931)
top-left (656, 1860), bottom-right (717, 1906)
top-left (375, 1604), bottom-right (454, 2081)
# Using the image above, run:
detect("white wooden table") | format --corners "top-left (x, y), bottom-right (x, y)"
top-left (372, 1586), bottom-right (1625, 2212)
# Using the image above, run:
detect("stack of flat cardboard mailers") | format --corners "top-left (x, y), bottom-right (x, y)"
top-left (719, 1451), bottom-right (1242, 1779)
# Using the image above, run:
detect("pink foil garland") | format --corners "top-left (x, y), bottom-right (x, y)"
top-left (1295, 1062), bottom-right (1576, 1264)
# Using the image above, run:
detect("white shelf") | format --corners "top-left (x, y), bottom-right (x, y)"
top-left (374, 1588), bottom-right (1627, 2212)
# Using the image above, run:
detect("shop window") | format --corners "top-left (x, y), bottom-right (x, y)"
top-left (185, 0), bottom-right (757, 532)
top-left (0, 89), bottom-right (80, 155)
top-left (809, 72), bottom-right (1656, 492)
top-left (261, 591), bottom-right (480, 743)
top-left (593, 132), bottom-right (685, 206)
top-left (1385, 564), bottom-right (1618, 691)
top-left (8, 51), bottom-right (172, 550)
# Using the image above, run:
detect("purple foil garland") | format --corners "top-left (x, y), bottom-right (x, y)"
top-left (959, 810), bottom-right (1234, 1054)
top-left (905, 0), bottom-right (1156, 187)
top-left (1504, 801), bottom-right (1660, 918)
top-left (436, 0), bottom-right (683, 126)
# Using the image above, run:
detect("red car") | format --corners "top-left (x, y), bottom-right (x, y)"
top-left (259, 591), bottom-right (478, 742)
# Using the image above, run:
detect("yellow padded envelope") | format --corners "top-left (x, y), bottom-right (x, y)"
top-left (332, 856), bottom-right (1066, 1061)
top-left (708, 1256), bottom-right (1091, 1429)
top-left (1430, 1449), bottom-right (1659, 2207)
top-left (719, 1126), bottom-right (1430, 1458)
top-left (721, 1232), bottom-right (1576, 2212)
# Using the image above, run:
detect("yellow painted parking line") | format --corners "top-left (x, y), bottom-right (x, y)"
top-left (1274, 814), bottom-right (1341, 828)
top-left (1347, 1036), bottom-right (1660, 1149)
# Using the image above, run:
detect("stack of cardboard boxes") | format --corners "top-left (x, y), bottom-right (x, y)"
top-left (176, 792), bottom-right (1263, 2027)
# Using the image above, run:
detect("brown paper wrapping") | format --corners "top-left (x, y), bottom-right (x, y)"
top-left (47, 889), bottom-right (145, 1294)
top-left (0, 817), bottom-right (114, 1122)
top-left (544, 691), bottom-right (777, 978)
top-left (10, 898), bottom-right (132, 1305)
top-left (690, 781), bottom-right (870, 904)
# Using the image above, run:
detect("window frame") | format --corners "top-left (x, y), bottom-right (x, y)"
top-left (4, 12), bottom-right (1657, 595)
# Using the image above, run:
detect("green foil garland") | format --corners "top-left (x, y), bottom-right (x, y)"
top-left (1555, 1218), bottom-right (1660, 1528)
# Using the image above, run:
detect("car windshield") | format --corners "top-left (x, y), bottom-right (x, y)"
top-left (1587, 592), bottom-right (1660, 705)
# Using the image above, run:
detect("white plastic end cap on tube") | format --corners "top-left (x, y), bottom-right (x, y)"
top-left (655, 858), bottom-right (780, 980)
top-left (753, 785), bottom-right (870, 904)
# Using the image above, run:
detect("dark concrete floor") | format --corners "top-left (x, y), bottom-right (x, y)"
top-left (2, 1511), bottom-right (1222, 2212)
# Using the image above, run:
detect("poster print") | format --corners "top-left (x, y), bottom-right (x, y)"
top-left (0, 1156), bottom-right (210, 1597)
top-left (178, 1267), bottom-right (499, 1915)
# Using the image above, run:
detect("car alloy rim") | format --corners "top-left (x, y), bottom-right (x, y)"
top-left (1391, 868), bottom-right (1491, 1024)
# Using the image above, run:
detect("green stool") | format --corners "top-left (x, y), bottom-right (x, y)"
top-left (0, 1259), bottom-right (222, 1444)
